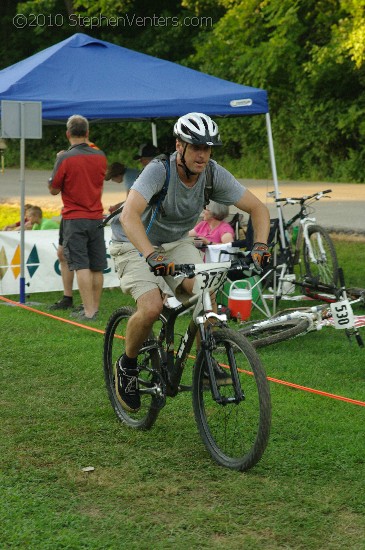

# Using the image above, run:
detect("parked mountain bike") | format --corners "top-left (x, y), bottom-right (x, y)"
top-left (103, 257), bottom-right (271, 472)
top-left (236, 189), bottom-right (339, 316)
top-left (239, 269), bottom-right (364, 348)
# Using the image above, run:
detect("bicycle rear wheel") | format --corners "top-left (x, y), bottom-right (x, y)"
top-left (303, 224), bottom-right (339, 286)
top-left (192, 329), bottom-right (271, 471)
top-left (239, 316), bottom-right (310, 348)
top-left (103, 306), bottom-right (161, 430)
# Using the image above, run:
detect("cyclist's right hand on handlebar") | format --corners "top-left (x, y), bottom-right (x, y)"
top-left (146, 251), bottom-right (175, 276)
top-left (251, 242), bottom-right (271, 272)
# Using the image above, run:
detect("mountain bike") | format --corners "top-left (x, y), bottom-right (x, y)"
top-left (103, 257), bottom-right (271, 472)
top-left (235, 189), bottom-right (340, 317)
top-left (239, 269), bottom-right (364, 348)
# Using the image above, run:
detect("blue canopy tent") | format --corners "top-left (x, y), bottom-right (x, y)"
top-left (0, 33), bottom-right (279, 183)
top-left (0, 33), bottom-right (282, 301)
top-left (0, 33), bottom-right (269, 121)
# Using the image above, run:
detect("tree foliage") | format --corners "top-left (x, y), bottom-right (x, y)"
top-left (189, 0), bottom-right (365, 180)
top-left (1, 0), bottom-right (365, 181)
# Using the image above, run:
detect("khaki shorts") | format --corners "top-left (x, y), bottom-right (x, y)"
top-left (109, 238), bottom-right (203, 301)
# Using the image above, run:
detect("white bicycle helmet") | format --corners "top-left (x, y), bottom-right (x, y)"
top-left (173, 112), bottom-right (222, 146)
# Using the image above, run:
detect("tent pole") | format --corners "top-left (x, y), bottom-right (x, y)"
top-left (151, 121), bottom-right (157, 146)
top-left (265, 113), bottom-right (286, 248)
top-left (19, 102), bottom-right (26, 304)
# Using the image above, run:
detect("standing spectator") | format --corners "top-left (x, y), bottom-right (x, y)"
top-left (48, 114), bottom-right (107, 321)
top-left (28, 206), bottom-right (60, 230)
top-left (49, 140), bottom-right (100, 311)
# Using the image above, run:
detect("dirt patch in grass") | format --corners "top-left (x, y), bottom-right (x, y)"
top-left (330, 231), bottom-right (365, 243)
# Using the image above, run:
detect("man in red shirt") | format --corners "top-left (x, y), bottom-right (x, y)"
top-left (48, 115), bottom-right (107, 321)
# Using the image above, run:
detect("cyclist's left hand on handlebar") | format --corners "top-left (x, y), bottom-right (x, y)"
top-left (251, 242), bottom-right (271, 272)
top-left (146, 251), bottom-right (175, 276)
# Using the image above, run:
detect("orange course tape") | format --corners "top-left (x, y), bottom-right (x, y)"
top-left (1, 295), bottom-right (364, 407)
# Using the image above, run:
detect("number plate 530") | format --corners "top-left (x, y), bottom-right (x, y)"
top-left (330, 299), bottom-right (355, 329)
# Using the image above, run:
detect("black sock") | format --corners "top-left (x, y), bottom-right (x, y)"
top-left (63, 295), bottom-right (73, 302)
top-left (121, 353), bottom-right (137, 370)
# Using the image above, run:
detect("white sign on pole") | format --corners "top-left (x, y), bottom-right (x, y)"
top-left (1, 100), bottom-right (42, 303)
top-left (1, 100), bottom-right (42, 139)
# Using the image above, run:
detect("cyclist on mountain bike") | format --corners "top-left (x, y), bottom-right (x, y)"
top-left (109, 112), bottom-right (271, 412)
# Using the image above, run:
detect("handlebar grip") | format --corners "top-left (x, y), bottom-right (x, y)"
top-left (174, 264), bottom-right (195, 278)
top-left (231, 239), bottom-right (247, 248)
top-left (230, 255), bottom-right (254, 271)
top-left (322, 189), bottom-right (332, 194)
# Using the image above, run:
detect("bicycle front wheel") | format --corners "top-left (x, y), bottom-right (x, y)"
top-left (103, 306), bottom-right (161, 430)
top-left (239, 316), bottom-right (310, 348)
top-left (192, 329), bottom-right (271, 471)
top-left (303, 224), bottom-right (339, 286)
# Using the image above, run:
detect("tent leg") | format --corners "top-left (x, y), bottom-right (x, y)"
top-left (265, 113), bottom-right (286, 249)
top-left (19, 115), bottom-right (26, 304)
top-left (151, 121), bottom-right (158, 147)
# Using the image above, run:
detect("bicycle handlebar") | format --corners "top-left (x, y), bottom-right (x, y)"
top-left (274, 189), bottom-right (332, 205)
top-left (174, 255), bottom-right (254, 278)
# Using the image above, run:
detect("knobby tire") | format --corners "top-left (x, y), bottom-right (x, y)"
top-left (103, 306), bottom-right (161, 430)
top-left (192, 329), bottom-right (271, 471)
top-left (239, 317), bottom-right (310, 348)
top-left (303, 225), bottom-right (339, 287)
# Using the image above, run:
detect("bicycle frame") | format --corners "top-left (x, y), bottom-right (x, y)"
top-left (143, 261), bottom-right (249, 403)
top-left (271, 188), bottom-right (330, 246)
top-left (253, 189), bottom-right (336, 314)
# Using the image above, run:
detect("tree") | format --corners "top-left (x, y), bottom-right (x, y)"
top-left (189, 0), bottom-right (365, 181)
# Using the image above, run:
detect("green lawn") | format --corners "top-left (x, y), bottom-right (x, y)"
top-left (1, 238), bottom-right (364, 549)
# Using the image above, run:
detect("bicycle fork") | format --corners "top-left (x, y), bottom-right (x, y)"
top-left (197, 313), bottom-right (244, 405)
top-left (302, 220), bottom-right (326, 264)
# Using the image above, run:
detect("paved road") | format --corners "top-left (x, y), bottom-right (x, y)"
top-left (237, 179), bottom-right (365, 234)
top-left (1, 168), bottom-right (364, 233)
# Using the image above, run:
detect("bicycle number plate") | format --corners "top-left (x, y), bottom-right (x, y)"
top-left (330, 300), bottom-right (355, 329)
top-left (192, 267), bottom-right (227, 293)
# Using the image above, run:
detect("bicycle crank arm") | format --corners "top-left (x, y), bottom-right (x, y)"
top-left (139, 379), bottom-right (167, 408)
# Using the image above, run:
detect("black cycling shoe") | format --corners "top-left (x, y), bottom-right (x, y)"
top-left (49, 296), bottom-right (73, 310)
top-left (115, 356), bottom-right (141, 412)
top-left (203, 359), bottom-right (232, 387)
